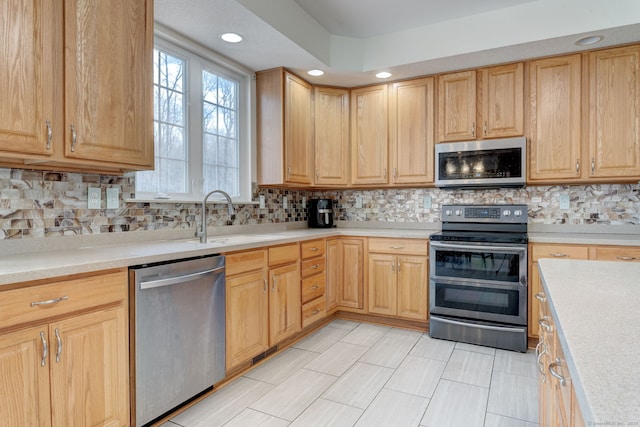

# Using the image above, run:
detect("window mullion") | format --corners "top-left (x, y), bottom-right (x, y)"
top-left (189, 59), bottom-right (204, 197)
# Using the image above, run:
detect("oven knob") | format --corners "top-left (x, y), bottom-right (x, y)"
top-left (502, 209), bottom-right (511, 217)
top-left (454, 209), bottom-right (462, 216)
top-left (514, 209), bottom-right (523, 217)
top-left (445, 209), bottom-right (452, 217)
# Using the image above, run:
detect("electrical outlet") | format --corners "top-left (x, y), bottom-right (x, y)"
top-left (559, 194), bottom-right (570, 210)
top-left (282, 196), bottom-right (288, 209)
top-left (106, 188), bottom-right (119, 209)
top-left (423, 196), bottom-right (432, 209)
top-left (355, 196), bottom-right (363, 209)
top-left (88, 187), bottom-right (101, 209)
top-left (259, 195), bottom-right (266, 209)
top-left (302, 196), bottom-right (306, 209)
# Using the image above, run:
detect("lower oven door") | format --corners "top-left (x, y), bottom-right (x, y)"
top-left (429, 276), bottom-right (527, 326)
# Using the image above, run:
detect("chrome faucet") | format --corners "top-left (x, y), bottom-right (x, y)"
top-left (197, 190), bottom-right (235, 243)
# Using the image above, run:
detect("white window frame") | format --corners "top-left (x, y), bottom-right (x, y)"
top-left (135, 26), bottom-right (254, 203)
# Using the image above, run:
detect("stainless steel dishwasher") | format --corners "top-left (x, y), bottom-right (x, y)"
top-left (130, 255), bottom-right (225, 427)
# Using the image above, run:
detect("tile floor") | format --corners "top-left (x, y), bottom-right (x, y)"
top-left (161, 320), bottom-right (538, 427)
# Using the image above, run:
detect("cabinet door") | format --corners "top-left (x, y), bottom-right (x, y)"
top-left (64, 0), bottom-right (153, 168)
top-left (438, 70), bottom-right (476, 141)
top-left (368, 254), bottom-right (396, 316)
top-left (397, 256), bottom-right (428, 321)
top-left (338, 238), bottom-right (365, 310)
top-left (529, 55), bottom-right (582, 181)
top-left (284, 73), bottom-right (313, 184)
top-left (314, 87), bottom-right (349, 185)
top-left (269, 263), bottom-right (301, 344)
top-left (49, 307), bottom-right (129, 427)
top-left (351, 85), bottom-right (389, 184)
top-left (226, 271), bottom-right (269, 370)
top-left (325, 239), bottom-right (339, 312)
top-left (0, 0), bottom-right (60, 158)
top-left (389, 78), bottom-right (434, 184)
top-left (481, 63), bottom-right (524, 138)
top-left (588, 45), bottom-right (640, 178)
top-left (0, 326), bottom-right (52, 427)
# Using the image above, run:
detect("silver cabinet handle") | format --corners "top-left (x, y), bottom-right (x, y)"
top-left (535, 292), bottom-right (546, 302)
top-left (391, 259), bottom-right (395, 273)
top-left (389, 245), bottom-right (405, 250)
top-left (310, 264), bottom-right (319, 269)
top-left (538, 318), bottom-right (552, 332)
top-left (287, 166), bottom-right (291, 179)
top-left (312, 309), bottom-right (319, 315)
top-left (383, 168), bottom-right (387, 179)
top-left (45, 120), bottom-right (52, 150)
top-left (31, 295), bottom-right (69, 307)
top-left (616, 256), bottom-right (638, 261)
top-left (70, 124), bottom-right (77, 152)
top-left (40, 331), bottom-right (48, 367)
top-left (309, 247), bottom-right (319, 252)
top-left (591, 158), bottom-right (595, 174)
top-left (535, 342), bottom-right (547, 376)
top-left (483, 120), bottom-right (487, 136)
top-left (315, 170), bottom-right (319, 180)
top-left (311, 285), bottom-right (320, 290)
top-left (549, 359), bottom-right (567, 386)
top-left (263, 275), bottom-right (267, 294)
top-left (471, 122), bottom-right (476, 138)
top-left (575, 158), bottom-right (580, 174)
top-left (271, 274), bottom-right (276, 291)
top-left (549, 253), bottom-right (568, 258)
top-left (393, 168), bottom-right (397, 181)
top-left (55, 328), bottom-right (62, 363)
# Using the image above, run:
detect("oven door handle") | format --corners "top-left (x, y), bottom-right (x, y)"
top-left (431, 315), bottom-right (527, 333)
top-left (430, 241), bottom-right (526, 254)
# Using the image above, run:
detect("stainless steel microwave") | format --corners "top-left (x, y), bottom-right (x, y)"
top-left (435, 137), bottom-right (526, 189)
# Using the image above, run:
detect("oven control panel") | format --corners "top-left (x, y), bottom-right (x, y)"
top-left (442, 204), bottom-right (528, 223)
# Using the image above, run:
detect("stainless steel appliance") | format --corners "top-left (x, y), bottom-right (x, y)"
top-left (429, 204), bottom-right (528, 352)
top-left (130, 255), bottom-right (226, 426)
top-left (435, 137), bottom-right (526, 188)
top-left (308, 198), bottom-right (334, 228)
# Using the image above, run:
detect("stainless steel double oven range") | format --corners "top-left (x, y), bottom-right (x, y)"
top-left (429, 204), bottom-right (528, 352)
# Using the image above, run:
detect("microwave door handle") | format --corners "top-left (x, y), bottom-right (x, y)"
top-left (430, 241), bottom-right (526, 254)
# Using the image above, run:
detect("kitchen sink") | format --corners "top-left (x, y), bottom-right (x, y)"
top-left (186, 234), bottom-right (285, 245)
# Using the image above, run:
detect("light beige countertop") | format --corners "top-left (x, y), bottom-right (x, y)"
top-left (0, 225), bottom-right (434, 286)
top-left (538, 258), bottom-right (640, 425)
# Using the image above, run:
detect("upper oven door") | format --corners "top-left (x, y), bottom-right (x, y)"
top-left (429, 241), bottom-right (527, 287)
top-left (435, 137), bottom-right (526, 188)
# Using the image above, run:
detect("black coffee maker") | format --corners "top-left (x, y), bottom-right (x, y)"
top-left (308, 198), bottom-right (334, 228)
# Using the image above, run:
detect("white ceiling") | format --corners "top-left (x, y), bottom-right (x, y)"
top-left (154, 0), bottom-right (640, 87)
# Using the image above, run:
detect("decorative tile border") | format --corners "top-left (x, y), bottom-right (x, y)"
top-left (0, 167), bottom-right (638, 239)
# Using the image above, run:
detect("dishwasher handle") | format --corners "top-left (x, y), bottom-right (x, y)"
top-left (139, 266), bottom-right (224, 290)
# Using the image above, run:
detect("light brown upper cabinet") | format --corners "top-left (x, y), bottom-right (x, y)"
top-left (588, 45), bottom-right (640, 179)
top-left (0, 0), bottom-right (154, 172)
top-left (257, 68), bottom-right (313, 185)
top-left (438, 63), bottom-right (524, 142)
top-left (314, 87), bottom-right (349, 186)
top-left (389, 77), bottom-right (435, 184)
top-left (351, 85), bottom-right (389, 185)
top-left (529, 55), bottom-right (582, 181)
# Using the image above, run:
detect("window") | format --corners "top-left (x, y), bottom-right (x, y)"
top-left (136, 35), bottom-right (251, 202)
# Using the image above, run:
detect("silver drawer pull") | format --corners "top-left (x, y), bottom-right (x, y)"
top-left (390, 245), bottom-right (405, 250)
top-left (311, 285), bottom-right (320, 290)
top-left (312, 310), bottom-right (319, 315)
top-left (549, 359), bottom-right (567, 386)
top-left (538, 318), bottom-right (552, 332)
top-left (40, 331), bottom-right (48, 367)
top-left (310, 264), bottom-right (319, 269)
top-left (549, 253), bottom-right (568, 258)
top-left (534, 292), bottom-right (546, 302)
top-left (31, 295), bottom-right (69, 307)
top-left (45, 120), bottom-right (52, 150)
top-left (309, 247), bottom-right (319, 251)
top-left (55, 328), bottom-right (62, 363)
top-left (70, 124), bottom-right (77, 152)
top-left (616, 256), bottom-right (637, 261)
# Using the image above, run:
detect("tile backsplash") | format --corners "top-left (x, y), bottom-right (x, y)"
top-left (0, 167), bottom-right (639, 239)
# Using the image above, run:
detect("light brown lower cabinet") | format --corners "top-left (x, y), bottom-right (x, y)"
top-left (326, 237), bottom-right (366, 312)
top-left (0, 270), bottom-right (129, 427)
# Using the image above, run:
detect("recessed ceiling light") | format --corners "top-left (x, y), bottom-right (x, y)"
top-left (376, 71), bottom-right (392, 79)
top-left (575, 35), bottom-right (603, 46)
top-left (221, 32), bottom-right (243, 43)
top-left (308, 69), bottom-right (324, 77)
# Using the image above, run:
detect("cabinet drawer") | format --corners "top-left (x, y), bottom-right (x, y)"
top-left (302, 298), bottom-right (326, 328)
top-left (369, 238), bottom-right (428, 256)
top-left (268, 244), bottom-right (299, 266)
top-left (226, 249), bottom-right (268, 276)
top-left (531, 244), bottom-right (589, 261)
top-left (301, 239), bottom-right (326, 259)
top-left (0, 270), bottom-right (127, 330)
top-left (301, 257), bottom-right (325, 277)
top-left (301, 273), bottom-right (326, 304)
top-left (594, 246), bottom-right (640, 262)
